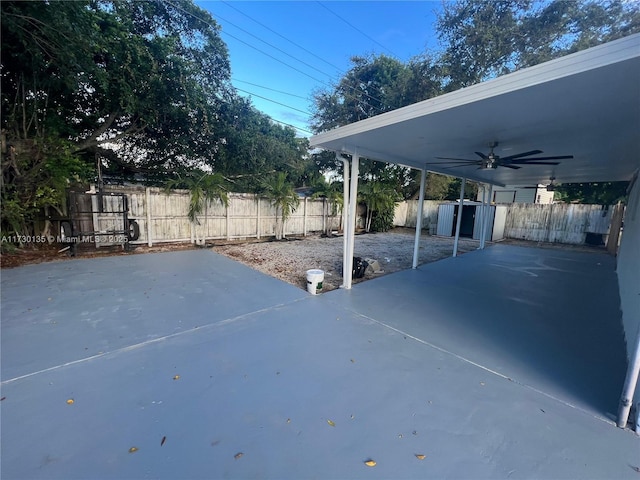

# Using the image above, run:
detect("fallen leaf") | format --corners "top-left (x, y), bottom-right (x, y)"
top-left (415, 454), bottom-right (426, 460)
top-left (480, 382), bottom-right (485, 386)
top-left (364, 459), bottom-right (377, 467)
top-left (173, 375), bottom-right (180, 380)
top-left (0, 397), bottom-right (6, 401)
top-left (350, 359), bottom-right (355, 363)
top-left (160, 436), bottom-right (166, 446)
top-left (66, 398), bottom-right (74, 405)
top-left (129, 447), bottom-right (138, 453)
top-left (234, 452), bottom-right (243, 460)
top-left (286, 418), bottom-right (291, 423)
top-left (327, 419), bottom-right (336, 427)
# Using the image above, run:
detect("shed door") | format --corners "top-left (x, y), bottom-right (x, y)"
top-left (437, 204), bottom-right (455, 236)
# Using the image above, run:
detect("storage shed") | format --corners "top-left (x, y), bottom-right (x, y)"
top-left (436, 201), bottom-right (507, 241)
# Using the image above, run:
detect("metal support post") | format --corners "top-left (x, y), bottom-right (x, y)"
top-left (412, 168), bottom-right (427, 269)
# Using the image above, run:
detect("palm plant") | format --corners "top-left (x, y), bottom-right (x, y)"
top-left (262, 172), bottom-right (299, 240)
top-left (311, 179), bottom-right (343, 237)
top-left (165, 171), bottom-right (229, 244)
top-left (358, 181), bottom-right (400, 232)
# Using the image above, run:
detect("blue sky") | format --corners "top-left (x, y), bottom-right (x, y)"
top-left (196, 1), bottom-right (444, 136)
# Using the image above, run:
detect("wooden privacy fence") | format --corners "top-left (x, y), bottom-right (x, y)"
top-left (96, 188), bottom-right (619, 247)
top-left (503, 203), bottom-right (618, 244)
top-left (100, 186), bottom-right (340, 246)
top-left (394, 200), bottom-right (621, 245)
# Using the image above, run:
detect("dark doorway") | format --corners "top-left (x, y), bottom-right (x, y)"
top-left (452, 205), bottom-right (476, 237)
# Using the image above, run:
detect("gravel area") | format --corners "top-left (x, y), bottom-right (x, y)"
top-left (211, 228), bottom-right (481, 292)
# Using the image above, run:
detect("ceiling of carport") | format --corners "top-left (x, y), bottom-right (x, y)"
top-left (310, 34), bottom-right (640, 188)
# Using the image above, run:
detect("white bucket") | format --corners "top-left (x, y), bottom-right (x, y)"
top-left (306, 269), bottom-right (324, 295)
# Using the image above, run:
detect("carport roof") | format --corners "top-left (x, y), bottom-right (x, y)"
top-left (310, 34), bottom-right (640, 188)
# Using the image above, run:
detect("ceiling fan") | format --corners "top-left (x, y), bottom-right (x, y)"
top-left (427, 142), bottom-right (574, 170)
top-left (519, 177), bottom-right (560, 192)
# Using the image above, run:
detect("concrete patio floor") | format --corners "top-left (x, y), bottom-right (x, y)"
top-left (1, 246), bottom-right (638, 479)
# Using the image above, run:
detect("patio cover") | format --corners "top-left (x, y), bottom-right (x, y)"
top-left (310, 33), bottom-right (640, 428)
top-left (310, 33), bottom-right (640, 188)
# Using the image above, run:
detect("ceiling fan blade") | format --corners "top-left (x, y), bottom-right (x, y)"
top-left (510, 161), bottom-right (560, 165)
top-left (443, 163), bottom-right (481, 168)
top-left (501, 164), bottom-right (522, 169)
top-left (500, 150), bottom-right (543, 161)
top-left (512, 155), bottom-right (573, 162)
top-left (475, 151), bottom-right (489, 159)
top-left (434, 156), bottom-right (477, 162)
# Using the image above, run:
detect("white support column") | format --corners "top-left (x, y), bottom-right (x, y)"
top-left (345, 154), bottom-right (360, 289)
top-left (412, 168), bottom-right (427, 269)
top-left (477, 185), bottom-right (486, 250)
top-left (226, 203), bottom-right (231, 241)
top-left (618, 330), bottom-right (640, 428)
top-left (338, 155), bottom-right (350, 289)
top-left (481, 185), bottom-right (494, 249)
top-left (452, 178), bottom-right (466, 257)
top-left (256, 197), bottom-right (261, 239)
top-left (146, 187), bottom-right (153, 247)
top-left (303, 197), bottom-right (308, 236)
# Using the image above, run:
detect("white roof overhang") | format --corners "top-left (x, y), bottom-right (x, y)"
top-left (310, 34), bottom-right (640, 188)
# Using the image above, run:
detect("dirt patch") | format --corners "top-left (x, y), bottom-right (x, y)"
top-left (211, 229), bottom-right (481, 292)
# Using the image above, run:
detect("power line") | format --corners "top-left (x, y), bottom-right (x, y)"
top-left (235, 87), bottom-right (313, 116)
top-left (161, 0), bottom-right (383, 129)
top-left (232, 78), bottom-right (310, 100)
top-left (316, 1), bottom-right (401, 58)
top-left (221, 0), bottom-right (344, 75)
top-left (218, 1), bottom-right (387, 109)
top-left (210, 9), bottom-right (336, 80)
top-left (268, 118), bottom-right (313, 136)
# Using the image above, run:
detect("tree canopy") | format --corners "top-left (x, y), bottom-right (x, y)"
top-left (1, 0), bottom-right (308, 236)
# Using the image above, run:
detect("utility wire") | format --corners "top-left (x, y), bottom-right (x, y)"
top-left (235, 87), bottom-right (313, 116)
top-left (232, 78), bottom-right (310, 100)
top-left (269, 118), bottom-right (314, 136)
top-left (210, 10), bottom-right (336, 80)
top-left (316, 1), bottom-right (401, 58)
top-left (212, 6), bottom-right (384, 109)
top-left (221, 0), bottom-right (344, 75)
top-left (162, 0), bottom-right (383, 130)
top-left (217, 2), bottom-right (386, 108)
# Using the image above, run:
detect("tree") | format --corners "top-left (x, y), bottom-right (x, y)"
top-left (311, 179), bottom-right (343, 237)
top-left (165, 171), bottom-right (229, 245)
top-left (436, 0), bottom-right (640, 90)
top-left (1, 0), bottom-right (232, 236)
top-left (358, 181), bottom-right (400, 233)
top-left (215, 96), bottom-right (309, 192)
top-left (554, 181), bottom-right (629, 205)
top-left (310, 55), bottom-right (438, 200)
top-left (262, 172), bottom-right (299, 240)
